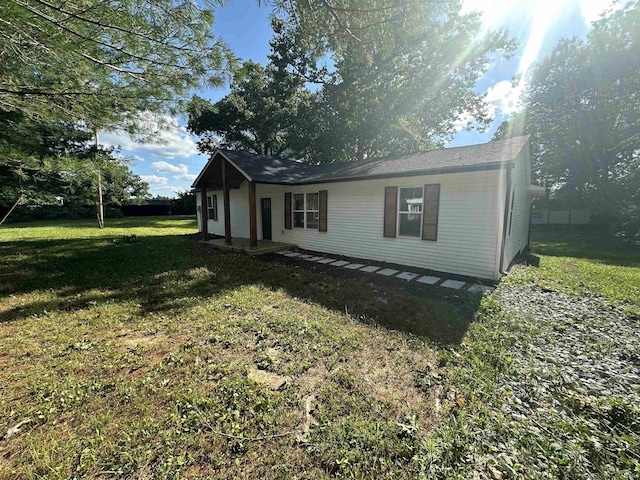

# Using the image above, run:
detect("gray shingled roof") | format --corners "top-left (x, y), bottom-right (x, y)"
top-left (198, 136), bottom-right (529, 186)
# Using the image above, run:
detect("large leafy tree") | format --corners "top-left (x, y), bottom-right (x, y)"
top-left (494, 1), bottom-right (640, 238)
top-left (0, 0), bottom-right (234, 127)
top-left (187, 23), bottom-right (313, 156)
top-left (270, 0), bottom-right (513, 162)
top-left (0, 114), bottom-right (148, 209)
top-left (496, 1), bottom-right (639, 199)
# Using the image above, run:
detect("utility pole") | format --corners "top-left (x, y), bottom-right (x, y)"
top-left (94, 128), bottom-right (104, 229)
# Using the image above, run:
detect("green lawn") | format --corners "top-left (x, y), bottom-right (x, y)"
top-left (512, 225), bottom-right (640, 317)
top-left (0, 219), bottom-right (637, 479)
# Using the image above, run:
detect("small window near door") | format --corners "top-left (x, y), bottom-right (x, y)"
top-left (207, 194), bottom-right (218, 221)
top-left (398, 187), bottom-right (423, 237)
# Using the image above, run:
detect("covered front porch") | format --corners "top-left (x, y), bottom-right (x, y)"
top-left (202, 237), bottom-right (293, 255)
top-left (192, 150), bottom-right (261, 249)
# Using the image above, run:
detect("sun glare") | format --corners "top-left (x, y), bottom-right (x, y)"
top-left (459, 0), bottom-right (615, 122)
top-left (461, 0), bottom-right (615, 76)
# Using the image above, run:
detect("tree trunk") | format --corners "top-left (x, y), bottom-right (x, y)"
top-left (94, 129), bottom-right (105, 228)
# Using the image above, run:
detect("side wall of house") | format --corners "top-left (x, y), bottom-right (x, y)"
top-left (256, 169), bottom-right (505, 280)
top-left (502, 145), bottom-right (532, 268)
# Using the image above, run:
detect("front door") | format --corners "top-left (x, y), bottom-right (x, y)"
top-left (261, 198), bottom-right (272, 240)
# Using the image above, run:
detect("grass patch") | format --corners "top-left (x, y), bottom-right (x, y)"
top-left (3, 219), bottom-right (636, 478)
top-left (507, 225), bottom-right (640, 317)
top-left (0, 217), bottom-right (480, 478)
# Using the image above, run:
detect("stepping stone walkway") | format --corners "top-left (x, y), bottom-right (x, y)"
top-left (441, 279), bottom-right (466, 289)
top-left (317, 258), bottom-right (336, 264)
top-left (330, 260), bottom-right (350, 267)
top-left (343, 263), bottom-right (365, 270)
top-left (360, 265), bottom-right (381, 273)
top-left (274, 250), bottom-right (497, 294)
top-left (416, 275), bottom-right (440, 285)
top-left (396, 272), bottom-right (418, 281)
top-left (377, 268), bottom-right (399, 276)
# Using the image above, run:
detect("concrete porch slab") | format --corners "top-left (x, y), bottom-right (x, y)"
top-left (205, 238), bottom-right (294, 255)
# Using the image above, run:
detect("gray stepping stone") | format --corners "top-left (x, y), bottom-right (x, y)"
top-left (298, 254), bottom-right (313, 259)
top-left (276, 250), bottom-right (290, 255)
top-left (307, 256), bottom-right (324, 261)
top-left (330, 260), bottom-right (350, 267)
top-left (468, 284), bottom-right (495, 293)
top-left (317, 258), bottom-right (336, 264)
top-left (344, 263), bottom-right (365, 270)
top-left (283, 252), bottom-right (301, 257)
top-left (377, 268), bottom-right (399, 276)
top-left (360, 265), bottom-right (381, 273)
top-left (416, 275), bottom-right (440, 285)
top-left (396, 272), bottom-right (418, 281)
top-left (441, 279), bottom-right (466, 289)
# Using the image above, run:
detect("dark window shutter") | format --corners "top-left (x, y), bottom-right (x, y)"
top-left (422, 184), bottom-right (440, 241)
top-left (284, 192), bottom-right (292, 229)
top-left (319, 190), bottom-right (328, 232)
top-left (383, 186), bottom-right (398, 238)
top-left (213, 195), bottom-right (218, 221)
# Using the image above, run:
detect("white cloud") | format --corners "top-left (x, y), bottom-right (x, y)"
top-left (140, 175), bottom-right (169, 186)
top-left (151, 160), bottom-right (190, 174)
top-left (452, 110), bottom-right (477, 132)
top-left (485, 80), bottom-right (523, 116)
top-left (132, 155), bottom-right (145, 162)
top-left (174, 173), bottom-right (198, 182)
top-left (99, 113), bottom-right (200, 160)
top-left (579, 0), bottom-right (620, 24)
top-left (152, 185), bottom-right (183, 196)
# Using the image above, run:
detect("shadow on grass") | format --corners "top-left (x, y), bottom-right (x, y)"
top-left (0, 234), bottom-right (481, 345)
top-left (531, 225), bottom-right (640, 267)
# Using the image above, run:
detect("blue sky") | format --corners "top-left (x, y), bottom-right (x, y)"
top-left (99, 0), bottom-right (616, 196)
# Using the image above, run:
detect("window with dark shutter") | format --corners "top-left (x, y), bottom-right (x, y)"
top-left (422, 184), bottom-right (440, 241)
top-left (284, 192), bottom-right (292, 229)
top-left (207, 194), bottom-right (218, 221)
top-left (384, 186), bottom-right (398, 237)
top-left (319, 190), bottom-right (328, 232)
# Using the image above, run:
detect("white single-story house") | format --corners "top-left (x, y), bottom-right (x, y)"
top-left (192, 136), bottom-right (544, 280)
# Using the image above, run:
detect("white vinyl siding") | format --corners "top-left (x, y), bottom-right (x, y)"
top-left (502, 145), bottom-right (532, 268)
top-left (257, 169), bottom-right (504, 280)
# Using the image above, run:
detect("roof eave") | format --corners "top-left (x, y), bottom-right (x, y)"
top-left (190, 149), bottom-right (253, 189)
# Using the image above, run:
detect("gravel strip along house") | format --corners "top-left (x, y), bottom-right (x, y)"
top-left (192, 136), bottom-right (545, 280)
